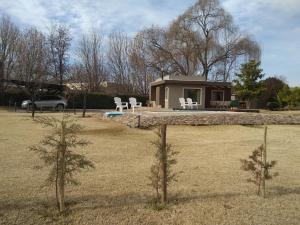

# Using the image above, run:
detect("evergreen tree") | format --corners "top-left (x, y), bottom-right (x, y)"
top-left (29, 115), bottom-right (94, 212)
top-left (240, 127), bottom-right (278, 197)
top-left (148, 125), bottom-right (179, 205)
top-left (234, 60), bottom-right (265, 108)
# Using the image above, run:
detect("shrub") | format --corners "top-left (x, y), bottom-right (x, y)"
top-left (266, 102), bottom-right (280, 111)
top-left (67, 93), bottom-right (148, 109)
top-left (230, 100), bottom-right (239, 108)
top-left (277, 86), bottom-right (300, 109)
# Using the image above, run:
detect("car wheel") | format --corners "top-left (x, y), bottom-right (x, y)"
top-left (56, 104), bottom-right (65, 112)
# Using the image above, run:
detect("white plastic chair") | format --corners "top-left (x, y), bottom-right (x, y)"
top-left (187, 98), bottom-right (198, 109)
top-left (129, 97), bottom-right (142, 113)
top-left (114, 97), bottom-right (128, 112)
top-left (179, 98), bottom-right (189, 109)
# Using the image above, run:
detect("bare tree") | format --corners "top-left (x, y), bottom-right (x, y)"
top-left (77, 29), bottom-right (107, 92)
top-left (69, 65), bottom-right (89, 117)
top-left (129, 33), bottom-right (155, 95)
top-left (107, 31), bottom-right (132, 94)
top-left (166, 17), bottom-right (199, 76)
top-left (15, 28), bottom-right (48, 117)
top-left (139, 27), bottom-right (177, 79)
top-left (141, 20), bottom-right (200, 78)
top-left (182, 0), bottom-right (260, 81)
top-left (0, 15), bottom-right (19, 100)
top-left (48, 24), bottom-right (71, 85)
top-left (139, 0), bottom-right (260, 82)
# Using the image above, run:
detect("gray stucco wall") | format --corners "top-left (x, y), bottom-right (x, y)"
top-left (165, 85), bottom-right (206, 109)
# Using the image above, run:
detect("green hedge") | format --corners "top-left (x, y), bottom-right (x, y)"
top-left (0, 90), bottom-right (31, 106)
top-left (0, 90), bottom-right (148, 109)
top-left (68, 93), bottom-right (148, 109)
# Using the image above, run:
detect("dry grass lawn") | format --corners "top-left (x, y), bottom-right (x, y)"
top-left (0, 109), bottom-right (300, 225)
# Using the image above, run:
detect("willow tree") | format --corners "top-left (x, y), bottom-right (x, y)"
top-left (29, 115), bottom-right (94, 212)
top-left (140, 0), bottom-right (260, 81)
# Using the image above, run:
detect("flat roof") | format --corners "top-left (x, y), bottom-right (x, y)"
top-left (150, 79), bottom-right (232, 87)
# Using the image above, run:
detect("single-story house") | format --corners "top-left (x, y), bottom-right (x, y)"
top-left (149, 75), bottom-right (232, 109)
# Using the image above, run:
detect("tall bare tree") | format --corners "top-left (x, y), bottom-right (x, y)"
top-left (107, 31), bottom-right (132, 94)
top-left (182, 0), bottom-right (260, 81)
top-left (77, 30), bottom-right (107, 92)
top-left (69, 65), bottom-right (89, 117)
top-left (48, 24), bottom-right (71, 85)
top-left (140, 0), bottom-right (260, 82)
top-left (139, 27), bottom-right (175, 79)
top-left (0, 15), bottom-right (19, 100)
top-left (15, 28), bottom-right (48, 117)
top-left (140, 22), bottom-right (199, 77)
top-left (129, 33), bottom-right (155, 95)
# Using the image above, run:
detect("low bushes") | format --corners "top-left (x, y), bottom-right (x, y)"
top-left (68, 93), bottom-right (148, 109)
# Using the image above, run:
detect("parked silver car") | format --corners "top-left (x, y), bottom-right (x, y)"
top-left (21, 95), bottom-right (67, 111)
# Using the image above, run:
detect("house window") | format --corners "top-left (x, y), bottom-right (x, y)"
top-left (211, 90), bottom-right (224, 101)
top-left (183, 88), bottom-right (201, 104)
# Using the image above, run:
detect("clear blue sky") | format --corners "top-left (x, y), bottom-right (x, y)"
top-left (0, 0), bottom-right (299, 86)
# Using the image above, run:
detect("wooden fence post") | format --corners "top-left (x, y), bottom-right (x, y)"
top-left (137, 115), bottom-right (141, 128)
top-left (160, 124), bottom-right (167, 204)
top-left (262, 126), bottom-right (267, 198)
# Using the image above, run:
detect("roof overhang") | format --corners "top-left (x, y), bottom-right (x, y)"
top-left (150, 80), bottom-right (232, 88)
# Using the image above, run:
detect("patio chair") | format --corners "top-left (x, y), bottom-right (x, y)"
top-left (187, 98), bottom-right (199, 109)
top-left (179, 98), bottom-right (189, 109)
top-left (114, 97), bottom-right (128, 112)
top-left (129, 97), bottom-right (142, 112)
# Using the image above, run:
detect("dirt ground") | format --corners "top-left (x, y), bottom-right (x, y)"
top-left (0, 109), bottom-right (300, 225)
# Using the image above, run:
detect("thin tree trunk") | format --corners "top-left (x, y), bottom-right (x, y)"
top-left (160, 124), bottom-right (167, 204)
top-left (58, 154), bottom-right (65, 212)
top-left (0, 61), bottom-right (4, 106)
top-left (73, 94), bottom-right (76, 115)
top-left (55, 151), bottom-right (59, 209)
top-left (257, 180), bottom-right (260, 196)
top-left (156, 185), bottom-right (159, 203)
top-left (82, 92), bottom-right (87, 118)
top-left (31, 91), bottom-right (36, 118)
top-left (262, 126), bottom-right (267, 198)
